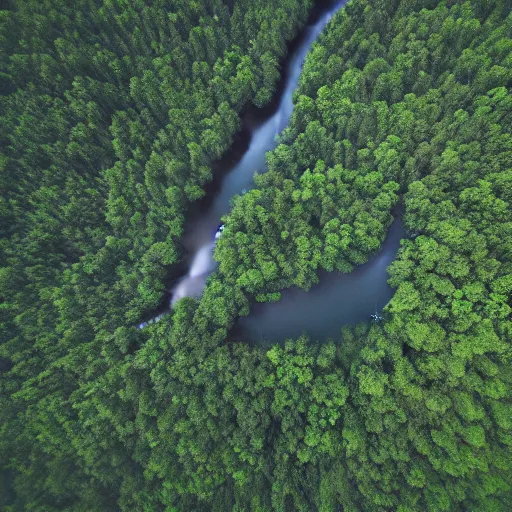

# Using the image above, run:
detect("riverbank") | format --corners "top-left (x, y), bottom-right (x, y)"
top-left (141, 0), bottom-right (349, 327)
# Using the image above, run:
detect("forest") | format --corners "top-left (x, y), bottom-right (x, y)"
top-left (0, 0), bottom-right (511, 510)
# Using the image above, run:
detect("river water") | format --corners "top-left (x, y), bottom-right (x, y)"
top-left (170, 0), bottom-right (350, 304)
top-left (141, 0), bottom-right (405, 338)
top-left (234, 219), bottom-right (405, 343)
top-left (139, 0), bottom-right (349, 328)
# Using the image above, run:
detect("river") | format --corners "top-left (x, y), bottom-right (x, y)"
top-left (139, 0), bottom-right (349, 328)
top-left (141, 0), bottom-right (405, 338)
top-left (233, 219), bottom-right (405, 343)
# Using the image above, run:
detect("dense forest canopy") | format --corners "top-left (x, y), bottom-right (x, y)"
top-left (1, 0), bottom-right (511, 511)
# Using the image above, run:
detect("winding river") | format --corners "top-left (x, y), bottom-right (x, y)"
top-left (141, 0), bottom-right (405, 338)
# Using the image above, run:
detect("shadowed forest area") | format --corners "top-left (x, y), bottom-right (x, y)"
top-left (1, 0), bottom-right (511, 511)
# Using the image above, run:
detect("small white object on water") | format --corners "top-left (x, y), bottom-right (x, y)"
top-left (214, 224), bottom-right (225, 240)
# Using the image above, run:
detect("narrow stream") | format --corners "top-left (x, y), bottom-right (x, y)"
top-left (139, 0), bottom-right (348, 328)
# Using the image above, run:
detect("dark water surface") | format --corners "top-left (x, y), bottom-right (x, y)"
top-left (234, 219), bottom-right (406, 343)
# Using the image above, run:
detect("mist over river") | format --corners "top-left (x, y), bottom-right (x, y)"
top-left (168, 0), bottom-right (350, 306)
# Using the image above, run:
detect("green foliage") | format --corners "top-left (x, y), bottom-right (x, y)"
top-left (0, 0), bottom-right (314, 509)
top-left (1, 0), bottom-right (511, 510)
